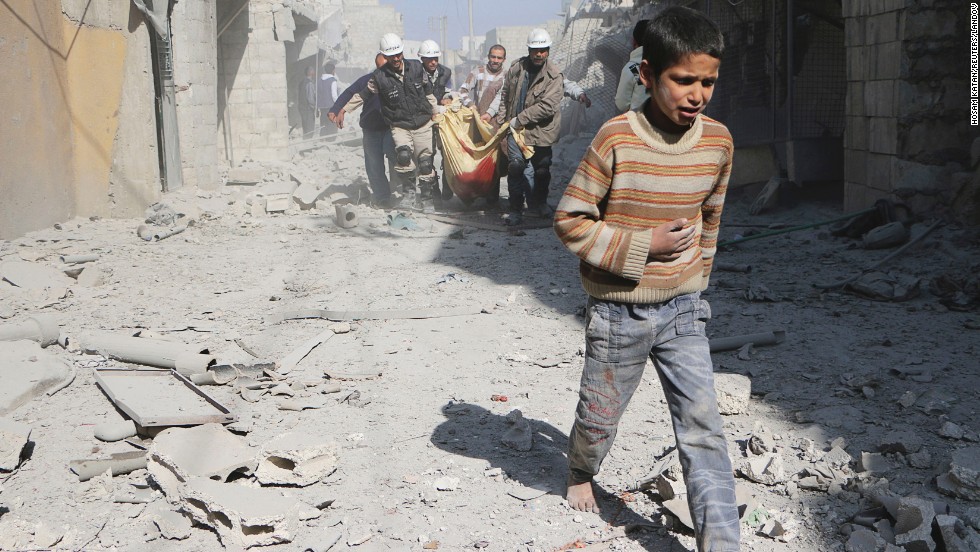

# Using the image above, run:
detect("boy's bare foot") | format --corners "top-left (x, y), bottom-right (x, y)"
top-left (566, 478), bottom-right (599, 513)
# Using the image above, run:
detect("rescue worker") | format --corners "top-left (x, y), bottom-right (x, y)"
top-left (341, 34), bottom-right (441, 210)
top-left (614, 19), bottom-right (650, 112)
top-left (317, 61), bottom-right (340, 137)
top-left (418, 39), bottom-right (455, 204)
top-left (495, 28), bottom-right (565, 226)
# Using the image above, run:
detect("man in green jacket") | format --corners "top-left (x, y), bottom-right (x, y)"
top-left (495, 28), bottom-right (564, 225)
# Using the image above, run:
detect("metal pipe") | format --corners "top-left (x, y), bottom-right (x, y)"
top-left (718, 207), bottom-right (875, 248)
top-left (710, 329), bottom-right (786, 353)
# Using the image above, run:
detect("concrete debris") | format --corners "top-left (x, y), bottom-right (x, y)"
top-left (655, 473), bottom-right (685, 501)
top-left (226, 167), bottom-right (266, 185)
top-left (506, 484), bottom-right (549, 501)
top-left (254, 433), bottom-right (338, 486)
top-left (178, 477), bottom-right (313, 548)
top-left (713, 373), bottom-right (751, 415)
top-left (32, 522), bottom-right (66, 548)
top-left (964, 507), bottom-right (980, 531)
top-left (0, 315), bottom-right (61, 347)
top-left (845, 528), bottom-right (886, 552)
top-left (874, 519), bottom-right (896, 543)
top-left (863, 222), bottom-right (910, 250)
top-left (824, 446), bottom-right (854, 467)
top-left (0, 340), bottom-right (72, 416)
top-left (70, 451), bottom-right (147, 482)
top-left (0, 418), bottom-right (31, 471)
top-left (434, 476), bottom-right (460, 491)
top-left (859, 452), bottom-right (894, 474)
top-left (60, 254), bottom-right (99, 264)
top-left (93, 419), bottom-right (138, 442)
top-left (937, 446), bottom-right (980, 501)
top-left (893, 497), bottom-right (936, 551)
top-left (737, 453), bottom-right (786, 486)
top-left (77, 332), bottom-right (213, 373)
top-left (661, 497), bottom-right (694, 531)
top-left (113, 485), bottom-right (156, 503)
top-left (299, 530), bottom-right (343, 552)
top-left (907, 450), bottom-right (933, 469)
top-left (148, 423), bottom-right (256, 500)
top-left (0, 260), bottom-right (74, 290)
top-left (939, 421), bottom-right (965, 440)
top-left (291, 179), bottom-right (328, 209)
top-left (935, 515), bottom-right (978, 552)
top-left (748, 430), bottom-right (775, 455)
top-left (501, 409), bottom-right (532, 452)
top-left (277, 328), bottom-right (335, 375)
top-left (76, 265), bottom-right (105, 287)
top-left (144, 203), bottom-right (184, 226)
top-left (145, 504), bottom-right (193, 540)
top-left (335, 204), bottom-right (359, 228)
top-left (878, 431), bottom-right (923, 454)
top-left (709, 329), bottom-right (785, 353)
top-left (277, 399), bottom-right (326, 411)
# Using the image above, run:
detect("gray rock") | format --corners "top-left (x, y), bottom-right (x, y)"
top-left (0, 418), bottom-right (31, 471)
top-left (937, 447), bottom-right (980, 501)
top-left (963, 507), bottom-right (980, 531)
top-left (845, 528), bottom-right (885, 552)
top-left (859, 452), bottom-right (894, 474)
top-left (935, 515), bottom-right (973, 552)
top-left (714, 373), bottom-right (750, 415)
top-left (0, 341), bottom-right (72, 416)
top-left (893, 497), bottom-right (936, 552)
top-left (939, 422), bottom-right (965, 440)
top-left (878, 431), bottom-right (923, 454)
top-left (907, 450), bottom-right (933, 469)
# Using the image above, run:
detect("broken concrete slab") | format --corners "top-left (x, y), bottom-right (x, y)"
top-left (737, 453), bottom-right (786, 486)
top-left (292, 180), bottom-right (328, 209)
top-left (937, 446), bottom-right (980, 501)
top-left (859, 452), bottom-right (894, 474)
top-left (893, 497), bottom-right (936, 552)
top-left (226, 168), bottom-right (266, 185)
top-left (935, 515), bottom-right (976, 552)
top-left (148, 423), bottom-right (257, 500)
top-left (76, 265), bottom-right (105, 288)
top-left (845, 528), bottom-right (885, 552)
top-left (939, 421), bottom-right (966, 440)
top-left (655, 474), bottom-right (685, 501)
top-left (145, 504), bottom-right (192, 540)
top-left (878, 430), bottom-right (924, 454)
top-left (69, 451), bottom-right (147, 482)
top-left (662, 496), bottom-right (694, 531)
top-left (0, 315), bottom-right (61, 347)
top-left (0, 260), bottom-right (74, 290)
top-left (714, 373), bottom-right (751, 415)
top-left (254, 433), bottom-right (338, 486)
top-left (501, 409), bottom-right (532, 452)
top-left (0, 340), bottom-right (72, 416)
top-left (0, 418), bottom-right (31, 471)
top-left (178, 477), bottom-right (313, 548)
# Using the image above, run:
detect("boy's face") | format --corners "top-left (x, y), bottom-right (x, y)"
top-left (639, 53), bottom-right (720, 133)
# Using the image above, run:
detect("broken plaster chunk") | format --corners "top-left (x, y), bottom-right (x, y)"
top-left (845, 528), bottom-right (886, 552)
top-left (878, 430), bottom-right (923, 454)
top-left (0, 418), bottom-right (31, 471)
top-left (501, 409), bottom-right (532, 452)
top-left (254, 433), bottom-right (338, 487)
top-left (935, 515), bottom-right (975, 552)
top-left (939, 421), bottom-right (966, 440)
top-left (0, 340), bottom-right (72, 416)
top-left (93, 419), bottom-right (137, 442)
top-left (893, 497), bottom-right (936, 552)
top-left (907, 449), bottom-right (933, 469)
top-left (737, 453), bottom-right (786, 486)
top-left (655, 474), bottom-right (685, 501)
top-left (147, 423), bottom-right (256, 500)
top-left (937, 446), bottom-right (980, 501)
top-left (434, 476), bottom-right (460, 491)
top-left (858, 452), bottom-right (893, 474)
top-left (329, 322), bottom-right (351, 334)
top-left (70, 451), bottom-right (147, 482)
top-left (178, 477), bottom-right (310, 549)
top-left (713, 372), bottom-right (751, 415)
top-left (145, 505), bottom-right (193, 541)
top-left (823, 446), bottom-right (853, 467)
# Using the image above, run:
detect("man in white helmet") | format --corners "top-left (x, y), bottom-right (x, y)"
top-left (339, 33), bottom-right (441, 210)
top-left (418, 39), bottom-right (455, 204)
top-left (495, 28), bottom-right (565, 226)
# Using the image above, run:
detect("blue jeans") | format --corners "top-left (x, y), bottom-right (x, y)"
top-left (506, 135), bottom-right (552, 212)
top-left (568, 293), bottom-right (740, 552)
top-left (363, 129), bottom-right (395, 200)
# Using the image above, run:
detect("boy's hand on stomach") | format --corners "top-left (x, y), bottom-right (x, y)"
top-left (648, 218), bottom-right (695, 262)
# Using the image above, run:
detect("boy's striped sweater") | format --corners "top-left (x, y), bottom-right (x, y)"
top-left (554, 108), bottom-right (733, 304)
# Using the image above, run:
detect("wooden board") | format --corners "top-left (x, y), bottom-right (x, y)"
top-left (94, 369), bottom-right (236, 427)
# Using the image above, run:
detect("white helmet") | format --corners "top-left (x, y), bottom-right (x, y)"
top-left (527, 28), bottom-right (552, 49)
top-left (379, 33), bottom-right (403, 56)
top-left (419, 39), bottom-right (441, 58)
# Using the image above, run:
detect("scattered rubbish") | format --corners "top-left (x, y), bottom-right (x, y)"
top-left (631, 449), bottom-right (680, 492)
top-left (387, 213), bottom-right (420, 231)
top-left (749, 177), bottom-right (793, 215)
top-left (845, 271), bottom-right (921, 302)
top-left (0, 418), bottom-right (31, 472)
top-left (533, 357), bottom-right (560, 368)
top-left (277, 328), bottom-right (335, 375)
top-left (662, 496), bottom-right (694, 531)
top-left (137, 224), bottom-right (187, 242)
top-left (737, 454), bottom-right (786, 485)
top-left (59, 254), bottom-right (100, 264)
top-left (736, 343), bottom-right (753, 360)
top-left (709, 329), bottom-right (786, 353)
top-left (189, 364), bottom-right (238, 386)
top-left (714, 373), bottom-right (751, 415)
top-left (93, 419), bottom-right (138, 442)
top-left (434, 476), bottom-right (460, 491)
top-left (226, 167), bottom-right (266, 185)
top-left (894, 497), bottom-right (937, 551)
top-left (930, 272), bottom-right (980, 312)
top-left (69, 451), bottom-right (147, 482)
top-left (858, 452), bottom-right (893, 474)
top-left (268, 306), bottom-right (483, 324)
top-left (862, 221), bottom-right (909, 249)
top-left (277, 399), bottom-right (325, 411)
top-left (501, 409), bottom-right (532, 452)
top-left (490, 394), bottom-right (508, 402)
top-left (744, 285), bottom-right (782, 302)
top-left (0, 315), bottom-right (61, 347)
top-left (436, 273), bottom-right (468, 285)
top-left (255, 433), bottom-right (338, 486)
top-left (0, 340), bottom-right (72, 416)
top-left (78, 332), bottom-right (215, 374)
top-left (335, 204), bottom-right (359, 229)
top-left (506, 483), bottom-right (549, 501)
top-left (292, 178), bottom-right (328, 209)
top-left (93, 369), bottom-right (236, 427)
top-left (716, 262), bottom-right (752, 273)
top-left (147, 423), bottom-right (256, 499)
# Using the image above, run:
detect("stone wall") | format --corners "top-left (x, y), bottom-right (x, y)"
top-left (172, 1), bottom-right (219, 190)
top-left (844, 0), bottom-right (976, 221)
top-left (218, 0), bottom-right (290, 164)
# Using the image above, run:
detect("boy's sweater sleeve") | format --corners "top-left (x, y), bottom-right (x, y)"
top-left (699, 147), bottom-right (733, 278)
top-left (554, 142), bottom-right (652, 282)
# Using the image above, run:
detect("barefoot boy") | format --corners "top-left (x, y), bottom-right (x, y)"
top-left (554, 7), bottom-right (739, 551)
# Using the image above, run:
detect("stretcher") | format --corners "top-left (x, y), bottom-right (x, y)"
top-left (435, 105), bottom-right (532, 204)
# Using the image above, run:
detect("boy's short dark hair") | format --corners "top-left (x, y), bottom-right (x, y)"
top-left (323, 61), bottom-right (336, 74)
top-left (642, 7), bottom-right (724, 78)
top-left (631, 19), bottom-right (648, 46)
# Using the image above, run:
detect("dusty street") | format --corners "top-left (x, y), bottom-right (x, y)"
top-left (1, 137), bottom-right (979, 552)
